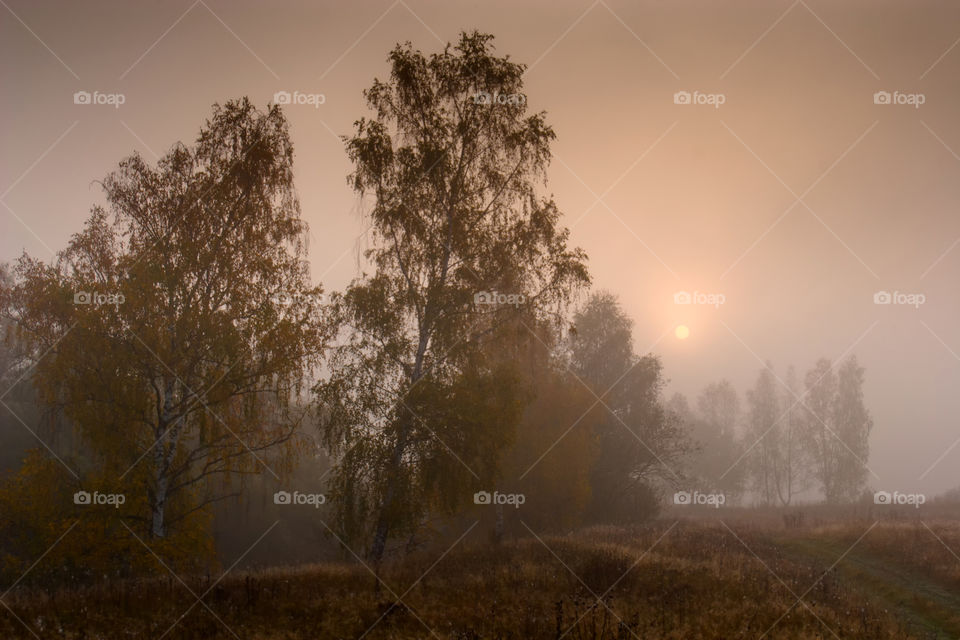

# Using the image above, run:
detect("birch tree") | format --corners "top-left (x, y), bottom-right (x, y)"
top-left (745, 366), bottom-right (782, 505)
top-left (5, 98), bottom-right (326, 542)
top-left (803, 356), bottom-right (872, 503)
top-left (317, 32), bottom-right (589, 564)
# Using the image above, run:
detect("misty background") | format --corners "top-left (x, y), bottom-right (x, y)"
top-left (2, 0), bottom-right (958, 498)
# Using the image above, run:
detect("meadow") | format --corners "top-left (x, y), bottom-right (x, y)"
top-left (3, 507), bottom-right (958, 639)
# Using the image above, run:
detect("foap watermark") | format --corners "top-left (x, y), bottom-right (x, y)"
top-left (74, 490), bottom-right (126, 509)
top-left (673, 490), bottom-right (726, 509)
top-left (873, 290), bottom-right (925, 309)
top-left (74, 291), bottom-right (125, 309)
top-left (673, 90), bottom-right (725, 109)
top-left (273, 90), bottom-right (325, 108)
top-left (873, 91), bottom-right (925, 108)
top-left (874, 490), bottom-right (925, 508)
top-left (73, 91), bottom-right (125, 109)
top-left (474, 490), bottom-right (525, 509)
top-left (271, 291), bottom-right (325, 307)
top-left (273, 490), bottom-right (326, 508)
top-left (474, 290), bottom-right (525, 308)
top-left (473, 91), bottom-right (526, 106)
top-left (674, 290), bottom-right (725, 308)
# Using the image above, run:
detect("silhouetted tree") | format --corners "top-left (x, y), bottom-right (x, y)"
top-left (674, 380), bottom-right (746, 500)
top-left (569, 292), bottom-right (687, 522)
top-left (803, 356), bottom-right (872, 503)
top-left (745, 365), bottom-right (812, 506)
top-left (745, 365), bottom-right (782, 505)
top-left (775, 365), bottom-right (812, 505)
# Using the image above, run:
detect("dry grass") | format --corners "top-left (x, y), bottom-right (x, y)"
top-left (1, 517), bottom-right (957, 639)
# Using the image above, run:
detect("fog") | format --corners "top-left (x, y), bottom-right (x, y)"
top-left (2, 0), bottom-right (957, 497)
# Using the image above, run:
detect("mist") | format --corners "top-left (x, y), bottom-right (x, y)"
top-left (4, 0), bottom-right (957, 498)
top-left (1, 1), bottom-right (958, 638)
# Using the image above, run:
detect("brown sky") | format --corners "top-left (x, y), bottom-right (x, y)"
top-left (2, 0), bottom-right (959, 496)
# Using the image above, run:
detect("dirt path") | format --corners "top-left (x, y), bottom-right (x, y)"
top-left (774, 536), bottom-right (960, 638)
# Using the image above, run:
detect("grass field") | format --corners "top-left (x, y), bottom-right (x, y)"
top-left (2, 513), bottom-right (958, 639)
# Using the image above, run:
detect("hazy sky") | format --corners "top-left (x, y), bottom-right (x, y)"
top-left (2, 0), bottom-right (958, 496)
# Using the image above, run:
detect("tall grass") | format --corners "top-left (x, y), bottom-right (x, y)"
top-left (1, 517), bottom-right (955, 639)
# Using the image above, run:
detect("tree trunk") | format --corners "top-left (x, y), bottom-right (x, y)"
top-left (151, 376), bottom-right (177, 539)
top-left (369, 338), bottom-right (426, 566)
top-left (369, 426), bottom-right (408, 566)
top-left (151, 417), bottom-right (170, 538)
top-left (369, 496), bottom-right (392, 565)
top-left (151, 451), bottom-right (168, 538)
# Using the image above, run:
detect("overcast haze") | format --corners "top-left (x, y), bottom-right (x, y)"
top-left (2, 0), bottom-right (958, 497)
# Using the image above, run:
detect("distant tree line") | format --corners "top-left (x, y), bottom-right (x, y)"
top-left (669, 355), bottom-right (873, 506)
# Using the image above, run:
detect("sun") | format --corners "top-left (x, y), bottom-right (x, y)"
top-left (675, 325), bottom-right (690, 340)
